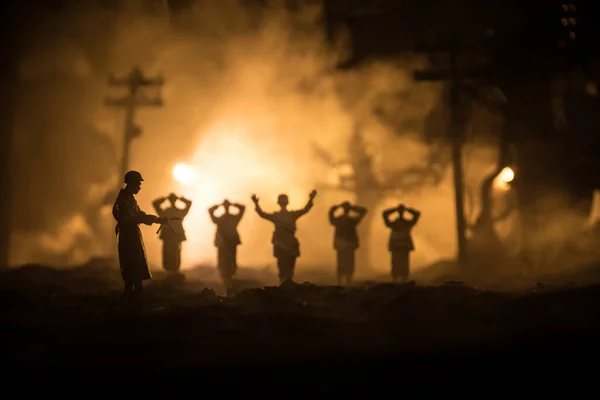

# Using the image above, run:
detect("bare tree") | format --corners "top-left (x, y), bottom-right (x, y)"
top-left (313, 120), bottom-right (450, 273)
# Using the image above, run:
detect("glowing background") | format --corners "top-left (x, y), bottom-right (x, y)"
top-left (16, 1), bottom-right (585, 276)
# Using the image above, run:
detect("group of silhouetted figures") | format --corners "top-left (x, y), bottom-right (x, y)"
top-left (112, 170), bottom-right (421, 299)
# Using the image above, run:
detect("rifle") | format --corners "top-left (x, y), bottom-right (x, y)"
top-left (156, 218), bottom-right (183, 236)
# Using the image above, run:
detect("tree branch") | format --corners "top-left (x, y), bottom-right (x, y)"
top-left (315, 183), bottom-right (355, 194)
top-left (310, 142), bottom-right (340, 168)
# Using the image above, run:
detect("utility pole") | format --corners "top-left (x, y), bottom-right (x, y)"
top-left (99, 67), bottom-right (164, 257)
top-left (414, 40), bottom-right (475, 270)
top-left (105, 67), bottom-right (164, 194)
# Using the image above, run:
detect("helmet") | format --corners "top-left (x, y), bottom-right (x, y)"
top-left (124, 170), bottom-right (144, 184)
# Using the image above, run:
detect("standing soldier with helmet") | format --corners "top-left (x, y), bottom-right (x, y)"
top-left (208, 199), bottom-right (246, 296)
top-left (328, 201), bottom-right (368, 285)
top-left (382, 203), bottom-right (421, 282)
top-left (252, 190), bottom-right (318, 284)
top-left (112, 170), bottom-right (166, 299)
top-left (152, 193), bottom-right (192, 274)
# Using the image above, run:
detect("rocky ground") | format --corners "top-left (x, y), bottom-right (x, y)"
top-left (1, 260), bottom-right (600, 390)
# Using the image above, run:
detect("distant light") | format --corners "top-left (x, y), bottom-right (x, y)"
top-left (173, 163), bottom-right (196, 185)
top-left (586, 82), bottom-right (598, 96)
top-left (498, 167), bottom-right (514, 183)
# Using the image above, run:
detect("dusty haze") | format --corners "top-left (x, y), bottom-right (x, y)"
top-left (10, 0), bottom-right (596, 278)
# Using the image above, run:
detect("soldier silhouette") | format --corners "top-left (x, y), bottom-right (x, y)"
top-left (152, 193), bottom-right (192, 273)
top-left (112, 170), bottom-right (167, 299)
top-left (208, 199), bottom-right (246, 296)
top-left (328, 201), bottom-right (368, 285)
top-left (252, 190), bottom-right (317, 284)
top-left (382, 203), bottom-right (421, 282)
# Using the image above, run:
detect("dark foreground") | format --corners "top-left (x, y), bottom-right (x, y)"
top-left (1, 263), bottom-right (600, 390)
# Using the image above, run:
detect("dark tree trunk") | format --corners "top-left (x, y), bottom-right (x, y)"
top-left (500, 76), bottom-right (589, 269)
top-left (467, 131), bottom-right (514, 271)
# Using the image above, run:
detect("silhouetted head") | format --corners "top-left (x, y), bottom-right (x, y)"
top-left (277, 194), bottom-right (289, 209)
top-left (124, 170), bottom-right (143, 194)
top-left (341, 201), bottom-right (351, 214)
top-left (223, 199), bottom-right (231, 213)
top-left (168, 193), bottom-right (178, 205)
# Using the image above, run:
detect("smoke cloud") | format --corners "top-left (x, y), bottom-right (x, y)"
top-left (7, 0), bottom-right (487, 273)
top-left (12, 0), bottom-right (594, 280)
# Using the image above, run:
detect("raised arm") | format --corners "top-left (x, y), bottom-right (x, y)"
top-left (405, 206), bottom-right (421, 227)
top-left (254, 204), bottom-right (271, 220)
top-left (233, 203), bottom-right (246, 221)
top-left (382, 207), bottom-right (399, 228)
top-left (350, 204), bottom-right (368, 224)
top-left (251, 194), bottom-right (273, 221)
top-left (208, 204), bottom-right (221, 224)
top-left (328, 204), bottom-right (341, 225)
top-left (179, 196), bottom-right (193, 217)
top-left (295, 189), bottom-right (318, 218)
top-left (152, 197), bottom-right (166, 217)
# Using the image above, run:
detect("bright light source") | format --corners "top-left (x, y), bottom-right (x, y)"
top-left (173, 163), bottom-right (196, 185)
top-left (494, 166), bottom-right (515, 191)
top-left (498, 167), bottom-right (514, 183)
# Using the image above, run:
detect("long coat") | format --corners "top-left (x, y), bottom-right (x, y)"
top-left (112, 189), bottom-right (157, 282)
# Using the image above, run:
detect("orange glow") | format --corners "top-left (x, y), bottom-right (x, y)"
top-left (169, 121), bottom-right (316, 268)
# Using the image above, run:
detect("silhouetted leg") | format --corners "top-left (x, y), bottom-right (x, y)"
top-left (337, 250), bottom-right (354, 285)
top-left (163, 239), bottom-right (181, 273)
top-left (133, 280), bottom-right (143, 296)
top-left (277, 257), bottom-right (286, 283)
top-left (220, 272), bottom-right (234, 296)
top-left (391, 250), bottom-right (410, 282)
top-left (218, 245), bottom-right (237, 294)
top-left (336, 250), bottom-right (343, 284)
top-left (347, 250), bottom-right (355, 284)
top-left (161, 241), bottom-right (168, 271)
top-left (276, 257), bottom-right (283, 282)
top-left (277, 255), bottom-right (296, 283)
top-left (123, 280), bottom-right (134, 298)
top-left (290, 257), bottom-right (296, 281)
top-left (175, 241), bottom-right (182, 272)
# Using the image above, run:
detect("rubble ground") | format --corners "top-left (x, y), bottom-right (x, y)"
top-left (1, 262), bottom-right (599, 387)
